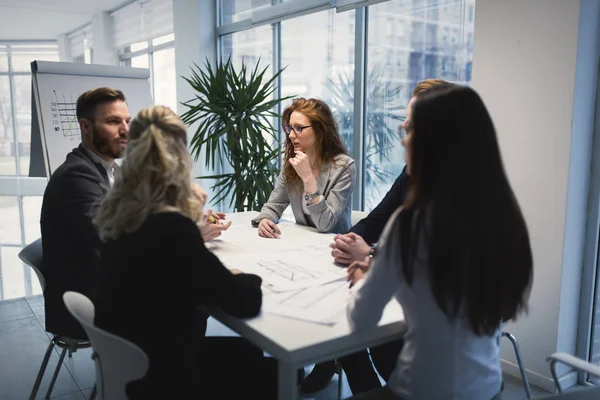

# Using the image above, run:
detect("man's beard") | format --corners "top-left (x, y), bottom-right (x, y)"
top-left (91, 127), bottom-right (125, 159)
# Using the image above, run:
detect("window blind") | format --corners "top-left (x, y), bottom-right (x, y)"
top-left (67, 24), bottom-right (92, 59)
top-left (111, 0), bottom-right (174, 49)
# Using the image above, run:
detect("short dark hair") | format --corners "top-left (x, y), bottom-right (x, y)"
top-left (397, 85), bottom-right (533, 336)
top-left (76, 87), bottom-right (126, 121)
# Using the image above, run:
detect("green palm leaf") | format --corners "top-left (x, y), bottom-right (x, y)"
top-left (180, 56), bottom-right (295, 212)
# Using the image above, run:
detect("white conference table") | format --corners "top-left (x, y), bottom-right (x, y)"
top-left (205, 211), bottom-right (405, 400)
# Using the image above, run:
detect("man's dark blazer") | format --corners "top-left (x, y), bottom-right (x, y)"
top-left (349, 166), bottom-right (409, 245)
top-left (40, 144), bottom-right (112, 339)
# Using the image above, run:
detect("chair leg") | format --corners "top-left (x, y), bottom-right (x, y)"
top-left (45, 347), bottom-right (68, 399)
top-left (550, 359), bottom-right (562, 393)
top-left (68, 348), bottom-right (73, 358)
top-left (336, 359), bottom-right (343, 400)
top-left (502, 332), bottom-right (532, 399)
top-left (88, 383), bottom-right (97, 400)
top-left (29, 339), bottom-right (56, 400)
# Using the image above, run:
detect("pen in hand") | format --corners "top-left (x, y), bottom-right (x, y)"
top-left (207, 211), bottom-right (227, 225)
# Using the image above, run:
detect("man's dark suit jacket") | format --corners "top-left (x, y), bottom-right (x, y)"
top-left (40, 144), bottom-right (111, 339)
top-left (349, 166), bottom-right (409, 245)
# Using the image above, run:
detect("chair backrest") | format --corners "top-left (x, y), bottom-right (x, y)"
top-left (18, 238), bottom-right (45, 291)
top-left (63, 291), bottom-right (149, 400)
top-left (540, 352), bottom-right (600, 399)
top-left (351, 210), bottom-right (369, 226)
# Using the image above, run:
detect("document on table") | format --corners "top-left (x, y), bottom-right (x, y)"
top-left (204, 239), bottom-right (250, 256)
top-left (218, 247), bottom-right (347, 293)
top-left (262, 279), bottom-right (351, 325)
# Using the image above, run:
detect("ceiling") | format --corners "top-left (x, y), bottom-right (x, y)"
top-left (0, 0), bottom-right (128, 40)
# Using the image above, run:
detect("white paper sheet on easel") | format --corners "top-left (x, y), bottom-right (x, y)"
top-left (262, 280), bottom-right (350, 325)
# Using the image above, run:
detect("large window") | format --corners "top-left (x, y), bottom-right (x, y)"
top-left (221, 25), bottom-right (273, 74)
top-left (280, 9), bottom-right (356, 153)
top-left (218, 0), bottom-right (476, 210)
top-left (364, 0), bottom-right (475, 208)
top-left (592, 279), bottom-right (600, 380)
top-left (221, 0), bottom-right (273, 24)
top-left (0, 42), bottom-right (58, 300)
top-left (67, 24), bottom-right (93, 64)
top-left (0, 44), bottom-right (59, 176)
top-left (120, 34), bottom-right (177, 112)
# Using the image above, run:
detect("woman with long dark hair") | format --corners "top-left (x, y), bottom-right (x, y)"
top-left (346, 86), bottom-right (533, 399)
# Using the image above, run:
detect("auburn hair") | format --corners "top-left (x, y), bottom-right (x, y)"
top-left (281, 98), bottom-right (348, 190)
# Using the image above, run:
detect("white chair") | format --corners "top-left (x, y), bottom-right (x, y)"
top-left (19, 238), bottom-right (45, 290)
top-left (546, 353), bottom-right (600, 397)
top-left (18, 239), bottom-right (93, 400)
top-left (350, 210), bottom-right (368, 226)
top-left (63, 291), bottom-right (149, 400)
top-left (504, 353), bottom-right (600, 400)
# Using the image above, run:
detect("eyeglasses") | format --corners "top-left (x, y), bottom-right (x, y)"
top-left (284, 125), bottom-right (312, 135)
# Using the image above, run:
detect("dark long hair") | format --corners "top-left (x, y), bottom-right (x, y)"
top-left (396, 85), bottom-right (533, 336)
top-left (281, 98), bottom-right (348, 190)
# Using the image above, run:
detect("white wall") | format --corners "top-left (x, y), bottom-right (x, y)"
top-left (471, 0), bottom-right (599, 391)
top-left (173, 0), bottom-right (219, 207)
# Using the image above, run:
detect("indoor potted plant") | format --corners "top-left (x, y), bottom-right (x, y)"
top-left (181, 57), bottom-right (293, 211)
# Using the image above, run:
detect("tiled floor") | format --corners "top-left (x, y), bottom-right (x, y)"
top-left (0, 295), bottom-right (552, 400)
top-left (0, 296), bottom-right (94, 400)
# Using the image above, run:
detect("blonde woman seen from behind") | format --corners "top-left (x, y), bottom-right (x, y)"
top-left (93, 106), bottom-right (277, 399)
top-left (93, 103), bottom-right (230, 242)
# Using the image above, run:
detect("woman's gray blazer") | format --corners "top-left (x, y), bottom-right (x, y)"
top-left (251, 154), bottom-right (356, 234)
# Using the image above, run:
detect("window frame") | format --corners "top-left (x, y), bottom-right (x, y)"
top-left (0, 40), bottom-right (58, 299)
top-left (216, 0), bottom-right (474, 210)
top-left (578, 59), bottom-right (600, 385)
top-left (119, 36), bottom-right (175, 103)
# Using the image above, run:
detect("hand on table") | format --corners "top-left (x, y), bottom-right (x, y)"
top-left (330, 233), bottom-right (371, 265)
top-left (347, 260), bottom-right (370, 288)
top-left (258, 218), bottom-right (281, 239)
top-left (200, 209), bottom-right (232, 241)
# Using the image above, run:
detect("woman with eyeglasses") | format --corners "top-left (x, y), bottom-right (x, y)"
top-left (252, 97), bottom-right (355, 237)
top-left (345, 85), bottom-right (533, 399)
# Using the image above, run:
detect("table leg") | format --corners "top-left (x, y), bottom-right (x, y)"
top-left (278, 361), bottom-right (298, 400)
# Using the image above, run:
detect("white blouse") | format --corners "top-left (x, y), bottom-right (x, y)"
top-left (347, 207), bottom-right (502, 400)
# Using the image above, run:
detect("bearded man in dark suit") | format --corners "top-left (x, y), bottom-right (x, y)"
top-left (40, 87), bottom-right (131, 339)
